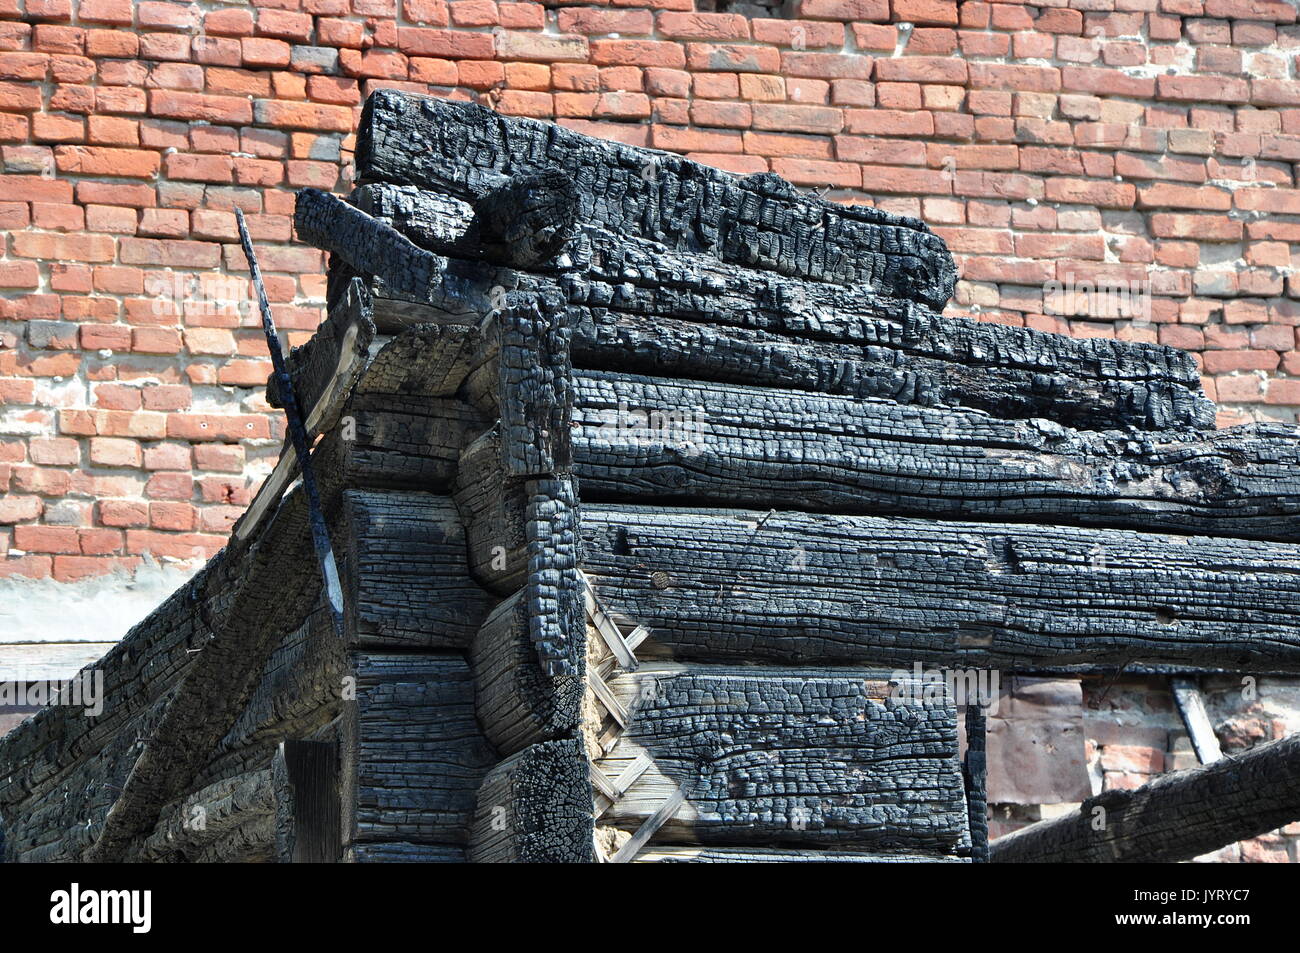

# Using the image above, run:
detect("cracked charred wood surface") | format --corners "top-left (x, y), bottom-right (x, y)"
top-left (296, 188), bottom-right (497, 321)
top-left (569, 371), bottom-right (1300, 541)
top-left (199, 607), bottom-right (344, 790)
top-left (468, 739), bottom-right (592, 863)
top-left (594, 664), bottom-right (968, 854)
top-left (579, 505), bottom-right (1300, 673)
top-left (342, 653), bottom-right (496, 855)
top-left (326, 392), bottom-right (484, 491)
top-left (343, 490), bottom-right (492, 649)
top-left (355, 90), bottom-right (957, 310)
top-left (81, 477), bottom-right (338, 862)
top-left (992, 732), bottom-right (1300, 863)
top-left (470, 590), bottom-right (583, 756)
top-left (354, 180), bottom-right (1209, 432)
top-left (137, 767), bottom-right (279, 864)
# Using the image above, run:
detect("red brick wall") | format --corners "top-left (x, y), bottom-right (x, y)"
top-left (2, 0), bottom-right (1300, 582)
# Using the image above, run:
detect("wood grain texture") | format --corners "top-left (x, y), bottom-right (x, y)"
top-left (359, 179), bottom-right (1209, 432)
top-left (468, 739), bottom-right (592, 863)
top-left (343, 652), bottom-right (497, 849)
top-left (469, 590), bottom-right (583, 756)
top-left (580, 504), bottom-right (1300, 672)
top-left (343, 490), bottom-right (492, 649)
top-left (594, 663), bottom-right (968, 854)
top-left (569, 370), bottom-right (1300, 541)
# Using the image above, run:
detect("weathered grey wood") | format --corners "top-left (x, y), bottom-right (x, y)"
top-left (992, 732), bottom-right (1300, 863)
top-left (347, 841), bottom-right (465, 862)
top-left (356, 89), bottom-right (957, 309)
top-left (136, 767), bottom-right (278, 864)
top-left (580, 504), bottom-right (1300, 672)
top-left (356, 321), bottom-right (484, 399)
top-left (569, 371), bottom-right (1300, 541)
top-left (453, 429), bottom-right (584, 675)
top-left (453, 426), bottom-right (529, 592)
top-left (200, 607), bottom-right (343, 789)
top-left (343, 490), bottom-right (492, 649)
top-left (469, 591), bottom-right (583, 755)
top-left (324, 392), bottom-right (484, 492)
top-left (593, 664), bottom-right (968, 854)
top-left (468, 739), bottom-right (592, 863)
top-left (1171, 677), bottom-right (1224, 764)
top-left (342, 653), bottom-right (497, 850)
top-left (83, 472), bottom-right (342, 862)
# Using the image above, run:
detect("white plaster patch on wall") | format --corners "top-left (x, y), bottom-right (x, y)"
top-left (0, 558), bottom-right (200, 645)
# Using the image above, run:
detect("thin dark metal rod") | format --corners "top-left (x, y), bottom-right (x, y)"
top-left (235, 208), bottom-right (345, 640)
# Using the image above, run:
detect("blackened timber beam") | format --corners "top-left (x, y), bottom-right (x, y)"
top-left (469, 590), bottom-right (583, 756)
top-left (568, 370), bottom-right (1300, 542)
top-left (579, 504), bottom-right (1300, 673)
top-left (355, 90), bottom-right (958, 310)
top-left (593, 664), bottom-right (969, 855)
top-left (136, 767), bottom-right (279, 863)
top-left (343, 490), bottom-right (492, 650)
top-left (991, 732), bottom-right (1300, 863)
top-left (341, 653), bottom-right (496, 852)
top-left (294, 187), bottom-right (499, 321)
top-left (634, 847), bottom-right (966, 862)
top-left (354, 180), bottom-right (1210, 432)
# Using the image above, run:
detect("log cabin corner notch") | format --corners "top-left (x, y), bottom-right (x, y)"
top-left (3, 90), bottom-right (1300, 863)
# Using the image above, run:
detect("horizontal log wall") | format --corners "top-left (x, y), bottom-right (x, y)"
top-left (356, 91), bottom-right (957, 310)
top-left (569, 370), bottom-right (1300, 541)
top-left (580, 504), bottom-right (1300, 673)
top-left (344, 178), bottom-right (1211, 432)
top-left (593, 664), bottom-right (969, 855)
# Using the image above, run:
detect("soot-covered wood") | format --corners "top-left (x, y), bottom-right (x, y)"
top-left (347, 178), bottom-right (1210, 432)
top-left (355, 89), bottom-right (957, 311)
top-left (580, 505), bottom-right (1300, 672)
top-left (569, 370), bottom-right (1300, 541)
top-left (595, 664), bottom-right (968, 854)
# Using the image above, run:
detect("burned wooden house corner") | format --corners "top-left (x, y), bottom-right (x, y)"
top-left (3, 90), bottom-right (1300, 865)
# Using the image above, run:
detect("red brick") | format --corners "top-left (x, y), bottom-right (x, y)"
top-left (0, 494), bottom-right (43, 523)
top-left (166, 413), bottom-right (271, 441)
top-left (892, 0), bottom-right (957, 25)
top-left (150, 91), bottom-right (253, 124)
top-left (99, 499), bottom-right (148, 527)
top-left (586, 39), bottom-right (681, 69)
top-left (14, 525), bottom-right (80, 554)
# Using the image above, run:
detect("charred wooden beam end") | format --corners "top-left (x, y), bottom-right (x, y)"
top-left (471, 171), bottom-right (578, 268)
top-left (355, 89), bottom-right (958, 311)
top-left (991, 733), bottom-right (1300, 863)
